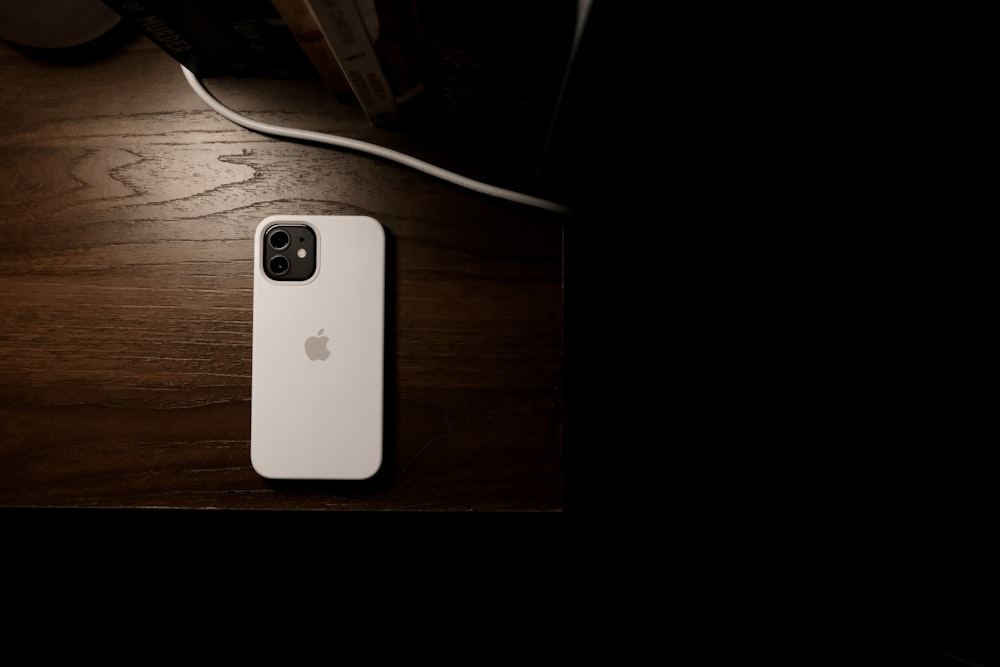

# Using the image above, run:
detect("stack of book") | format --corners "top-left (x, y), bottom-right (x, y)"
top-left (103, 0), bottom-right (590, 193)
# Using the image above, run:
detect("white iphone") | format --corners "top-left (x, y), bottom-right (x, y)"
top-left (250, 215), bottom-right (386, 480)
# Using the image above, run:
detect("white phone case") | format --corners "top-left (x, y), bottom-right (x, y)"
top-left (251, 215), bottom-right (385, 480)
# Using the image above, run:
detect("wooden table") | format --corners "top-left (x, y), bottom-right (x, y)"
top-left (0, 32), bottom-right (577, 512)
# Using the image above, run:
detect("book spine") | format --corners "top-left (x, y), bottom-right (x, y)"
top-left (200, 0), bottom-right (317, 79)
top-left (99, 0), bottom-right (228, 76)
top-left (115, 0), bottom-right (264, 76)
top-left (306, 0), bottom-right (399, 127)
top-left (270, 0), bottom-right (357, 101)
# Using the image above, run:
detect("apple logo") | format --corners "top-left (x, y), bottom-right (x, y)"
top-left (304, 329), bottom-right (331, 361)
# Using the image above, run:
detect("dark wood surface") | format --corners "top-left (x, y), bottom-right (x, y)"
top-left (0, 33), bottom-right (568, 511)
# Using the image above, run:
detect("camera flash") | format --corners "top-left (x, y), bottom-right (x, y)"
top-left (297, 248), bottom-right (307, 259)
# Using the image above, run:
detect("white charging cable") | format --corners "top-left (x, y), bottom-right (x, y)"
top-left (180, 65), bottom-right (573, 216)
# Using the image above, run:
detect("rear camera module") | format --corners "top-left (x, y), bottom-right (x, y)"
top-left (263, 223), bottom-right (316, 281)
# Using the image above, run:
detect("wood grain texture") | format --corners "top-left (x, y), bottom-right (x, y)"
top-left (0, 34), bottom-right (565, 511)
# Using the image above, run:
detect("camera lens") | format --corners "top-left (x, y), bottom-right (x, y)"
top-left (268, 230), bottom-right (290, 250)
top-left (268, 255), bottom-right (290, 276)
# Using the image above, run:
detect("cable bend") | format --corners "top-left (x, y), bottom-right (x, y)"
top-left (180, 65), bottom-right (573, 216)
